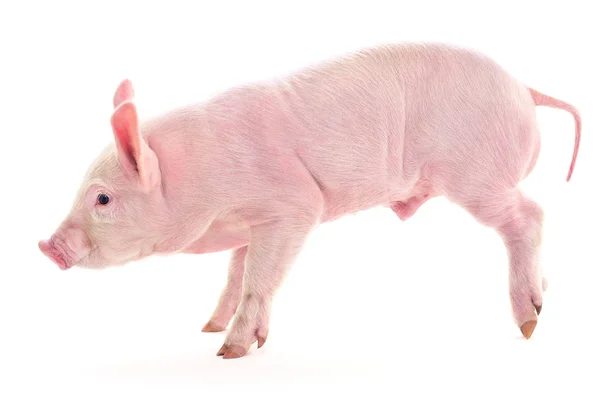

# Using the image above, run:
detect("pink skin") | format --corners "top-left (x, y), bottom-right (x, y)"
top-left (39, 238), bottom-right (70, 270)
top-left (39, 43), bottom-right (581, 358)
top-left (201, 247), bottom-right (247, 332)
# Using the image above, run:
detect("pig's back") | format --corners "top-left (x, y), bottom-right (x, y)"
top-left (277, 45), bottom-right (410, 219)
top-left (276, 43), bottom-right (535, 220)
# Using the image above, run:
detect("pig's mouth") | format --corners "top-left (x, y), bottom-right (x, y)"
top-left (38, 235), bottom-right (81, 270)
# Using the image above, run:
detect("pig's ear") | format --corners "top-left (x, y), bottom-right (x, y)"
top-left (110, 101), bottom-right (160, 190)
top-left (113, 79), bottom-right (135, 109)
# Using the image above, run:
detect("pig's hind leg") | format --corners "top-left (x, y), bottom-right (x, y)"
top-left (456, 189), bottom-right (545, 339)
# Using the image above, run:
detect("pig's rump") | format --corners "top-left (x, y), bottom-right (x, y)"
top-left (276, 43), bottom-right (541, 222)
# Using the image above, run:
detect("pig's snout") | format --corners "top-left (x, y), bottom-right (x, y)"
top-left (38, 229), bottom-right (90, 270)
top-left (39, 238), bottom-right (70, 269)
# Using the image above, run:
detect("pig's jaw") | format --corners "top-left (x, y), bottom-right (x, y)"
top-left (38, 234), bottom-right (85, 270)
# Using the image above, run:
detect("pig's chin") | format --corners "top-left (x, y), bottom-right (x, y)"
top-left (75, 247), bottom-right (146, 269)
top-left (75, 251), bottom-right (118, 269)
top-left (74, 255), bottom-right (105, 269)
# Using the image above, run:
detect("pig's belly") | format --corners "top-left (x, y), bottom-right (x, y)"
top-left (182, 218), bottom-right (250, 255)
top-left (318, 172), bottom-right (422, 223)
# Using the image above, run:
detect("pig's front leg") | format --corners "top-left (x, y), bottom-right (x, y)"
top-left (202, 246), bottom-right (246, 332)
top-left (217, 216), bottom-right (318, 359)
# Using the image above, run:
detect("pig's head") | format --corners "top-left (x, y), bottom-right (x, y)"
top-left (39, 79), bottom-right (167, 270)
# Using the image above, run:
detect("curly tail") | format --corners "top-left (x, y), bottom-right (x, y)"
top-left (528, 87), bottom-right (581, 182)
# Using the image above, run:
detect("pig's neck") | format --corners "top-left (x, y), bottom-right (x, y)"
top-left (140, 107), bottom-right (213, 254)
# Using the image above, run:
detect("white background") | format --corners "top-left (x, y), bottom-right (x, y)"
top-left (1, 1), bottom-right (598, 400)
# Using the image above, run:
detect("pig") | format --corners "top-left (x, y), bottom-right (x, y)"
top-left (39, 42), bottom-right (581, 359)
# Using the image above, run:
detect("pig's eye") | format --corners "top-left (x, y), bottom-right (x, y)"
top-left (97, 194), bottom-right (111, 205)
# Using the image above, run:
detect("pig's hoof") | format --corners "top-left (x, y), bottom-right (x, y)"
top-left (520, 320), bottom-right (537, 339)
top-left (257, 335), bottom-right (267, 348)
top-left (216, 344), bottom-right (227, 356)
top-left (202, 321), bottom-right (226, 332)
top-left (535, 303), bottom-right (542, 315)
top-left (217, 344), bottom-right (247, 359)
